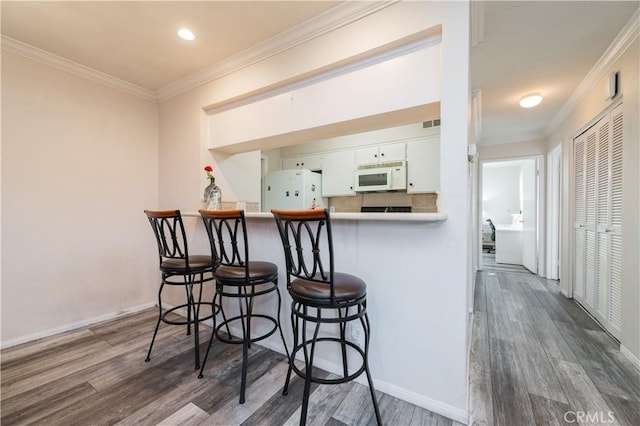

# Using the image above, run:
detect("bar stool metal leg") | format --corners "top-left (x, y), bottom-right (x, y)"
top-left (145, 283), bottom-right (165, 363)
top-left (239, 285), bottom-right (251, 404)
top-left (282, 302), bottom-right (298, 397)
top-left (362, 310), bottom-right (382, 425)
top-left (198, 287), bottom-right (222, 379)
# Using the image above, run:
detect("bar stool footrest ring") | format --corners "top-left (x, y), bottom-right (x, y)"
top-left (160, 302), bottom-right (216, 326)
top-left (215, 314), bottom-right (279, 344)
top-left (290, 337), bottom-right (367, 385)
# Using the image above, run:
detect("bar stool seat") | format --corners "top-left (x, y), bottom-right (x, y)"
top-left (214, 261), bottom-right (277, 281)
top-left (291, 273), bottom-right (366, 303)
top-left (160, 255), bottom-right (213, 271)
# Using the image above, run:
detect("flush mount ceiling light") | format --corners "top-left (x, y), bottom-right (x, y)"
top-left (519, 93), bottom-right (543, 108)
top-left (177, 28), bottom-right (195, 41)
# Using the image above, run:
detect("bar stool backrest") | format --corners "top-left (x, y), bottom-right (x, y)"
top-left (144, 209), bottom-right (191, 270)
top-left (199, 209), bottom-right (249, 274)
top-left (271, 209), bottom-right (336, 301)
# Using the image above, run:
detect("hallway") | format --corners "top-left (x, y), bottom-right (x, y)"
top-left (469, 270), bottom-right (640, 425)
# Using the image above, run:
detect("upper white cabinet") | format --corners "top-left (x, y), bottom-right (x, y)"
top-left (322, 150), bottom-right (356, 197)
top-left (406, 137), bottom-right (440, 193)
top-left (282, 154), bottom-right (323, 171)
top-left (355, 142), bottom-right (406, 166)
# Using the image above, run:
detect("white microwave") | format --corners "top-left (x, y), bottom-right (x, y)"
top-left (354, 161), bottom-right (407, 192)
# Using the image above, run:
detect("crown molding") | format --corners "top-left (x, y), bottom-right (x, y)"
top-left (1, 35), bottom-right (157, 102)
top-left (546, 7), bottom-right (639, 134)
top-left (155, 1), bottom-right (396, 102)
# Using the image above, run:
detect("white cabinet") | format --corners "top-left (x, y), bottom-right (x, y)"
top-left (355, 142), bottom-right (405, 166)
top-left (495, 225), bottom-right (523, 264)
top-left (282, 154), bottom-right (322, 171)
top-left (322, 150), bottom-right (356, 197)
top-left (406, 137), bottom-right (439, 193)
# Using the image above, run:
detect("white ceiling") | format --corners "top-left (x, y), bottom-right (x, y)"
top-left (472, 1), bottom-right (638, 145)
top-left (2, 1), bottom-right (638, 146)
top-left (0, 1), bottom-right (341, 91)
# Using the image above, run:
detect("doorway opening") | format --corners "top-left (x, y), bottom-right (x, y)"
top-left (479, 156), bottom-right (543, 275)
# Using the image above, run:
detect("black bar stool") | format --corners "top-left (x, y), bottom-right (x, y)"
top-left (143, 209), bottom-right (216, 370)
top-left (271, 208), bottom-right (382, 426)
top-left (197, 209), bottom-right (289, 404)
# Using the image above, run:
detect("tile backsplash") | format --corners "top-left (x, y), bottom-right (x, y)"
top-left (329, 192), bottom-right (438, 213)
top-left (221, 201), bottom-right (260, 212)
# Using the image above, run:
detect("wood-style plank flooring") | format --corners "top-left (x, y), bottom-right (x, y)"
top-left (481, 252), bottom-right (532, 275)
top-left (1, 309), bottom-right (460, 425)
top-left (3, 269), bottom-right (639, 425)
top-left (469, 269), bottom-right (640, 425)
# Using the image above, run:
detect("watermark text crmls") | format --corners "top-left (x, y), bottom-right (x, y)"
top-left (563, 410), bottom-right (616, 424)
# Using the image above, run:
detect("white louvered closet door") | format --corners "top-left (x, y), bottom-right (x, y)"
top-left (573, 134), bottom-right (586, 300)
top-left (596, 115), bottom-right (610, 322)
top-left (608, 105), bottom-right (624, 334)
top-left (584, 127), bottom-right (597, 309)
top-left (572, 104), bottom-right (623, 339)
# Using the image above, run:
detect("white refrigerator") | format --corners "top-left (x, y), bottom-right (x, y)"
top-left (262, 169), bottom-right (324, 211)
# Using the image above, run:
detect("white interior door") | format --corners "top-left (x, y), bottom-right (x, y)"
top-left (521, 159), bottom-right (538, 273)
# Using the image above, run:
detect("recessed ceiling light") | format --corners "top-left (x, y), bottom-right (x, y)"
top-left (177, 28), bottom-right (195, 41)
top-left (519, 93), bottom-right (543, 108)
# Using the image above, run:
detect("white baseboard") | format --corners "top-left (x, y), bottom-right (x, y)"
top-left (621, 345), bottom-right (640, 372)
top-left (374, 380), bottom-right (468, 425)
top-left (0, 302), bottom-right (155, 350)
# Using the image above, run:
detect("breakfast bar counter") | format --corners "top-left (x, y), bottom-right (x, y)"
top-left (179, 206), bottom-right (464, 423)
top-left (183, 211), bottom-right (448, 222)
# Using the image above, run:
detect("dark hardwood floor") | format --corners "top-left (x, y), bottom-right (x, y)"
top-left (469, 270), bottom-right (640, 425)
top-left (3, 269), bottom-right (639, 425)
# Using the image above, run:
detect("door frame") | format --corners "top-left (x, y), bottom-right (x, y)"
top-left (477, 155), bottom-right (545, 275)
top-left (546, 145), bottom-right (562, 280)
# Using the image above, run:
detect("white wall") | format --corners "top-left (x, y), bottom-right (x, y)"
top-left (478, 138), bottom-right (548, 160)
top-left (550, 37), bottom-right (639, 362)
top-left (158, 1), bottom-right (471, 421)
top-left (482, 164), bottom-right (521, 225)
top-left (1, 51), bottom-right (159, 345)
